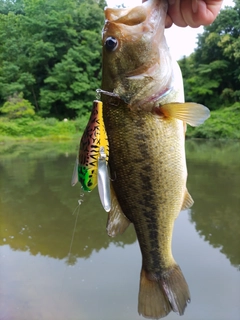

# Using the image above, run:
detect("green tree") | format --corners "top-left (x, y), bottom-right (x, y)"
top-left (1, 92), bottom-right (35, 118)
top-left (0, 0), bottom-right (106, 119)
top-left (0, 0), bottom-right (24, 15)
top-left (179, 0), bottom-right (240, 109)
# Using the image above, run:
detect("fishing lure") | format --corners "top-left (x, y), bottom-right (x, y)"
top-left (71, 100), bottom-right (111, 211)
top-left (98, 146), bottom-right (111, 212)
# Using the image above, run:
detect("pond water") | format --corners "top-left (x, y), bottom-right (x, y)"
top-left (0, 140), bottom-right (240, 320)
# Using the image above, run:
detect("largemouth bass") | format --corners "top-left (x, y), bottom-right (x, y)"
top-left (100, 0), bottom-right (210, 319)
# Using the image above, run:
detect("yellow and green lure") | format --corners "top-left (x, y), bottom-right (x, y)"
top-left (72, 100), bottom-right (111, 212)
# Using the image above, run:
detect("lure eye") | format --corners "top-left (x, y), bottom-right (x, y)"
top-left (105, 37), bottom-right (118, 51)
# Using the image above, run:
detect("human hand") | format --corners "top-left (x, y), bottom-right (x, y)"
top-left (165, 0), bottom-right (223, 28)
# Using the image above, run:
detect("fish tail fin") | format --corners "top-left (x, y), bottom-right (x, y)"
top-left (138, 268), bottom-right (171, 319)
top-left (161, 264), bottom-right (191, 316)
top-left (138, 264), bottom-right (190, 319)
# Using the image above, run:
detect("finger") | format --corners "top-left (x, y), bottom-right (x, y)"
top-left (180, 0), bottom-right (223, 28)
top-left (165, 14), bottom-right (173, 28)
top-left (193, 0), bottom-right (223, 26)
top-left (167, 0), bottom-right (188, 27)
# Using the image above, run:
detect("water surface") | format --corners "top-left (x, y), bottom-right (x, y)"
top-left (0, 140), bottom-right (239, 320)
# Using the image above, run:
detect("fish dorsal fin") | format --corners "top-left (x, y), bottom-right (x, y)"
top-left (107, 185), bottom-right (131, 237)
top-left (181, 189), bottom-right (194, 211)
top-left (160, 103), bottom-right (210, 127)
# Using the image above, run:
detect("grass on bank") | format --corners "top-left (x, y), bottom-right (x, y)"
top-left (0, 114), bottom-right (89, 142)
top-left (0, 103), bottom-right (239, 142)
top-left (186, 102), bottom-right (240, 139)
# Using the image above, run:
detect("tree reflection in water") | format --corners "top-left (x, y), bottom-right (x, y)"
top-left (186, 140), bottom-right (240, 270)
top-left (0, 140), bottom-right (239, 269)
top-left (0, 141), bottom-right (136, 264)
top-left (1, 140), bottom-right (240, 320)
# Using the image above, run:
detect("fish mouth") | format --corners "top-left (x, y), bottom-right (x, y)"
top-left (105, 0), bottom-right (158, 22)
top-left (104, 0), bottom-right (167, 32)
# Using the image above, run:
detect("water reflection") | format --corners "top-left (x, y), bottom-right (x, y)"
top-left (0, 140), bottom-right (239, 269)
top-left (0, 140), bottom-right (240, 320)
top-left (0, 141), bottom-right (136, 264)
top-left (186, 140), bottom-right (240, 270)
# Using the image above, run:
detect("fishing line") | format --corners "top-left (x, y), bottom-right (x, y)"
top-left (67, 194), bottom-right (84, 259)
top-left (55, 192), bottom-right (84, 309)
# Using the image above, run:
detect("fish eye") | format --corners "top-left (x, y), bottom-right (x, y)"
top-left (105, 37), bottom-right (118, 51)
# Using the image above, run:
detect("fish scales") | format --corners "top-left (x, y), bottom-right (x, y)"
top-left (103, 97), bottom-right (186, 274)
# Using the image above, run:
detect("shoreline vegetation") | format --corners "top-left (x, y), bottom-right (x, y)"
top-left (0, 114), bottom-right (89, 143)
top-left (0, 0), bottom-right (239, 142)
top-left (0, 102), bottom-right (239, 143)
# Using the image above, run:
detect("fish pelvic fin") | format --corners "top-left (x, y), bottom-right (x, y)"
top-left (138, 265), bottom-right (190, 319)
top-left (106, 185), bottom-right (131, 237)
top-left (181, 188), bottom-right (194, 211)
top-left (159, 102), bottom-right (210, 127)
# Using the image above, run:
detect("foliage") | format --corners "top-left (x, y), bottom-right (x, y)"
top-left (179, 0), bottom-right (240, 110)
top-left (0, 0), bottom-right (106, 119)
top-left (0, 117), bottom-right (74, 138)
top-left (0, 0), bottom-right (239, 139)
top-left (0, 0), bottom-right (24, 15)
top-left (186, 102), bottom-right (240, 139)
top-left (1, 92), bottom-right (35, 118)
top-left (0, 115), bottom-right (90, 140)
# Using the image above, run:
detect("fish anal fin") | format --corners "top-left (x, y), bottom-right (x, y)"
top-left (181, 189), bottom-right (194, 211)
top-left (106, 185), bottom-right (130, 237)
top-left (160, 102), bottom-right (210, 127)
top-left (138, 268), bottom-right (171, 319)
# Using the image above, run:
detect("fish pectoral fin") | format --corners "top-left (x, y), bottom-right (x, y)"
top-left (160, 102), bottom-right (210, 127)
top-left (181, 189), bottom-right (194, 211)
top-left (71, 157), bottom-right (79, 186)
top-left (106, 184), bottom-right (131, 237)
